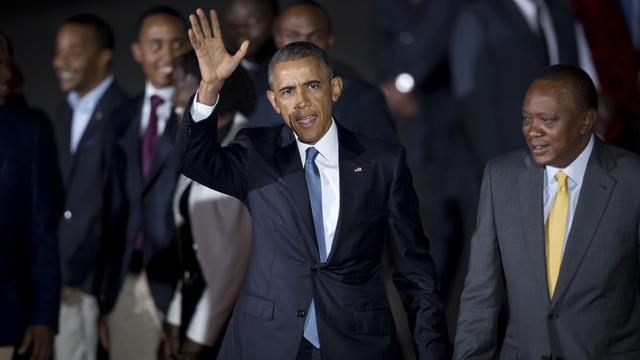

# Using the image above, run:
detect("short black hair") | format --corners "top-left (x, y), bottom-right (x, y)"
top-left (268, 41), bottom-right (333, 88)
top-left (0, 31), bottom-right (13, 59)
top-left (535, 64), bottom-right (598, 112)
top-left (281, 0), bottom-right (332, 33)
top-left (178, 51), bottom-right (256, 117)
top-left (63, 14), bottom-right (115, 50)
top-left (135, 5), bottom-right (186, 37)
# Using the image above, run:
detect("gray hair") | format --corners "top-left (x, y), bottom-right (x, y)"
top-left (268, 41), bottom-right (334, 89)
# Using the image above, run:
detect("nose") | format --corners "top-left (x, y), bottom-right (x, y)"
top-left (294, 89), bottom-right (310, 109)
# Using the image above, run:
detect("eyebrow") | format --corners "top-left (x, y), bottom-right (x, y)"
top-left (277, 80), bottom-right (321, 93)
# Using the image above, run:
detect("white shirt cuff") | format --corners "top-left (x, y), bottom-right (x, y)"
top-left (190, 91), bottom-right (219, 122)
top-left (166, 281), bottom-right (183, 326)
top-left (186, 289), bottom-right (215, 345)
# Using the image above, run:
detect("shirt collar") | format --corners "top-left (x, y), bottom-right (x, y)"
top-left (67, 74), bottom-right (114, 110)
top-left (545, 135), bottom-right (594, 187)
top-left (144, 81), bottom-right (175, 103)
top-left (295, 118), bottom-right (339, 166)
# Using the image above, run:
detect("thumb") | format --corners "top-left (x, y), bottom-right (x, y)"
top-left (18, 327), bottom-right (33, 354)
top-left (232, 40), bottom-right (250, 64)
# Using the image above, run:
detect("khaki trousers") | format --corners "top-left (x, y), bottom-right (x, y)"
top-left (107, 272), bottom-right (164, 360)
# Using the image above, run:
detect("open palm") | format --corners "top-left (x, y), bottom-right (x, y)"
top-left (188, 8), bottom-right (248, 88)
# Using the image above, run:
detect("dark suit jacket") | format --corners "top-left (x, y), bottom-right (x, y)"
top-left (101, 94), bottom-right (180, 313)
top-left (249, 66), bottom-right (397, 144)
top-left (454, 138), bottom-right (640, 359)
top-left (176, 110), bottom-right (448, 359)
top-left (450, 0), bottom-right (580, 179)
top-left (53, 83), bottom-right (128, 294)
top-left (0, 101), bottom-right (60, 346)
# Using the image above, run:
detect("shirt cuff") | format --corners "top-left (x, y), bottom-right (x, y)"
top-left (190, 91), bottom-right (219, 122)
top-left (186, 289), bottom-right (215, 345)
top-left (166, 281), bottom-right (183, 326)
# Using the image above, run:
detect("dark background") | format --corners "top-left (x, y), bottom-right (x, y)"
top-left (0, 0), bottom-right (378, 117)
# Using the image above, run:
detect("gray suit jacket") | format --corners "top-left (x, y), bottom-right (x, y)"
top-left (454, 138), bottom-right (640, 359)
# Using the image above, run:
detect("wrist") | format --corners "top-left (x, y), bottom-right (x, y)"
top-left (197, 80), bottom-right (223, 105)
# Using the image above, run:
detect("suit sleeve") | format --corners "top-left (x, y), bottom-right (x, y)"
top-left (24, 117), bottom-right (61, 329)
top-left (175, 101), bottom-right (251, 201)
top-left (453, 161), bottom-right (504, 359)
top-left (386, 147), bottom-right (449, 359)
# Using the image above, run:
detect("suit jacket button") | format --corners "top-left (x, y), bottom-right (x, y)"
top-left (296, 310), bottom-right (306, 317)
top-left (311, 264), bottom-right (320, 272)
top-left (547, 313), bottom-right (559, 320)
top-left (64, 210), bottom-right (72, 220)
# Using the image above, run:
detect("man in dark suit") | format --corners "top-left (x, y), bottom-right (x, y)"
top-left (455, 65), bottom-right (640, 359)
top-left (0, 31), bottom-right (60, 360)
top-left (177, 9), bottom-right (448, 359)
top-left (51, 14), bottom-right (127, 360)
top-left (250, 0), bottom-right (397, 144)
top-left (99, 6), bottom-right (189, 359)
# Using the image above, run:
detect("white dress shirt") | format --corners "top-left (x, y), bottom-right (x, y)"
top-left (512, 0), bottom-right (600, 89)
top-left (543, 135), bottom-right (594, 256)
top-left (67, 75), bottom-right (113, 153)
top-left (139, 81), bottom-right (175, 136)
top-left (190, 98), bottom-right (341, 256)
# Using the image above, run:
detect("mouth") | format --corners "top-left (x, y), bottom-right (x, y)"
top-left (57, 69), bottom-right (76, 82)
top-left (157, 64), bottom-right (174, 77)
top-left (296, 114), bottom-right (317, 129)
top-left (528, 143), bottom-right (550, 155)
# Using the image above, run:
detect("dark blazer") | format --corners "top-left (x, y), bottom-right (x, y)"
top-left (176, 110), bottom-right (448, 359)
top-left (53, 82), bottom-right (128, 294)
top-left (101, 95), bottom-right (180, 313)
top-left (0, 101), bottom-right (60, 346)
top-left (450, 0), bottom-right (580, 178)
top-left (249, 66), bottom-right (397, 144)
top-left (454, 138), bottom-right (640, 359)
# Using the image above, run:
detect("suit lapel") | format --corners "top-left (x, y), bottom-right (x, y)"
top-left (118, 101), bottom-right (144, 196)
top-left (518, 155), bottom-right (550, 303)
top-left (551, 140), bottom-right (616, 307)
top-left (329, 126), bottom-right (368, 263)
top-left (274, 126), bottom-right (318, 261)
top-left (143, 112), bottom-right (177, 192)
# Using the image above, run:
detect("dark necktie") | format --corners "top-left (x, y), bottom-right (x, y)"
top-left (303, 147), bottom-right (326, 348)
top-left (141, 94), bottom-right (164, 178)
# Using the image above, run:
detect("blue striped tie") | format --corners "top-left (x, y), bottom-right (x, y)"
top-left (303, 147), bottom-right (326, 348)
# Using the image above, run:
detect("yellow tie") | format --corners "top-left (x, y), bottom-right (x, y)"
top-left (545, 171), bottom-right (569, 298)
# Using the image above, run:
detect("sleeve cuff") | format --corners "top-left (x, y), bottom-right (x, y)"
top-left (190, 91), bottom-right (219, 122)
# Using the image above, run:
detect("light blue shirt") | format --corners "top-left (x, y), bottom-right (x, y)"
top-left (67, 75), bottom-right (114, 153)
top-left (543, 135), bottom-right (594, 256)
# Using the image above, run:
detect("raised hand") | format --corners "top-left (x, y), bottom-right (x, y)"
top-left (188, 8), bottom-right (249, 105)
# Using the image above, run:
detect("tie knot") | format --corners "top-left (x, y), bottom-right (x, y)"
top-left (555, 171), bottom-right (568, 187)
top-left (150, 95), bottom-right (164, 110)
top-left (306, 147), bottom-right (320, 163)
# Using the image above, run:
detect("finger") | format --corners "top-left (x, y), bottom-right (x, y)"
top-left (210, 9), bottom-right (222, 38)
top-left (232, 40), bottom-right (250, 64)
top-left (29, 340), bottom-right (43, 360)
top-left (188, 29), bottom-right (200, 50)
top-left (197, 8), bottom-right (213, 38)
top-left (189, 14), bottom-right (203, 42)
top-left (18, 330), bottom-right (32, 354)
top-left (99, 321), bottom-right (109, 349)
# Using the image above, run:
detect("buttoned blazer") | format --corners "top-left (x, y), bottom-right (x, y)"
top-left (53, 83), bottom-right (128, 293)
top-left (101, 94), bottom-right (180, 313)
top-left (176, 108), bottom-right (448, 360)
top-left (454, 138), bottom-right (640, 359)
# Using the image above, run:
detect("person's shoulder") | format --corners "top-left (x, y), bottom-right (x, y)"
top-left (486, 148), bottom-right (530, 172)
top-left (601, 141), bottom-right (640, 172)
top-left (234, 124), bottom-right (286, 146)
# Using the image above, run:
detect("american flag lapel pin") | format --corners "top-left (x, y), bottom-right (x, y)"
top-left (354, 165), bottom-right (363, 173)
